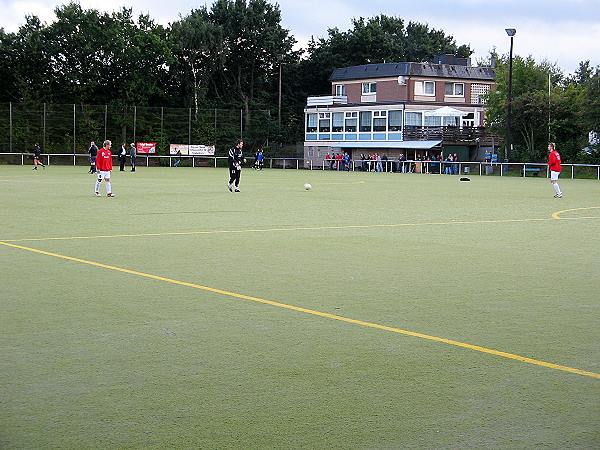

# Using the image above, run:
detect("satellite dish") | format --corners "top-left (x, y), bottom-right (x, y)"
top-left (397, 76), bottom-right (407, 85)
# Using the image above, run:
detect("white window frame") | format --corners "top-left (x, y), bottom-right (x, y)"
top-left (423, 81), bottom-right (435, 96)
top-left (445, 82), bottom-right (464, 97)
top-left (335, 84), bottom-right (345, 96)
top-left (362, 82), bottom-right (377, 94)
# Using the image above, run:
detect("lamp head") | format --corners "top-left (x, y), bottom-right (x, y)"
top-left (505, 28), bottom-right (516, 37)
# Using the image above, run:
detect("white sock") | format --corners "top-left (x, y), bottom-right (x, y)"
top-left (95, 180), bottom-right (101, 193)
top-left (553, 183), bottom-right (560, 195)
top-left (106, 181), bottom-right (112, 194)
top-left (555, 183), bottom-right (562, 195)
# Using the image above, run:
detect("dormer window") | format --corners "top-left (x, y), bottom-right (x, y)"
top-left (335, 84), bottom-right (346, 96)
top-left (362, 82), bottom-right (377, 94)
top-left (445, 82), bottom-right (464, 96)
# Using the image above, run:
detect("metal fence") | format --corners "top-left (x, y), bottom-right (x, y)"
top-left (0, 103), bottom-right (272, 155)
top-left (3, 152), bottom-right (600, 180)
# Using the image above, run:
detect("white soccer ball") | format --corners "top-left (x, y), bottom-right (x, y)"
top-left (304, 183), bottom-right (312, 190)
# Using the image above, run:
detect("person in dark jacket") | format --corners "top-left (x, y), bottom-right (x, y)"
top-left (129, 143), bottom-right (136, 172)
top-left (119, 143), bottom-right (127, 171)
top-left (32, 143), bottom-right (45, 170)
top-left (88, 141), bottom-right (98, 173)
top-left (227, 139), bottom-right (244, 192)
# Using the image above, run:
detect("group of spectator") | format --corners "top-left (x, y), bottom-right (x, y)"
top-left (323, 151), bottom-right (461, 174)
top-left (325, 151), bottom-right (352, 171)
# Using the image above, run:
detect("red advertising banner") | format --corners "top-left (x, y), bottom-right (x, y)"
top-left (136, 142), bottom-right (157, 154)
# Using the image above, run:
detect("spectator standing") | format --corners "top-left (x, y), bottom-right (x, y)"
top-left (119, 143), bottom-right (127, 171)
top-left (129, 143), bottom-right (136, 172)
top-left (88, 141), bottom-right (98, 174)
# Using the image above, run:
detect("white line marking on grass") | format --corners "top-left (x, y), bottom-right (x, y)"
top-left (1, 240), bottom-right (599, 380)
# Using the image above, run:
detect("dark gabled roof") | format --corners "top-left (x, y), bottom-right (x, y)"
top-left (330, 62), bottom-right (495, 82)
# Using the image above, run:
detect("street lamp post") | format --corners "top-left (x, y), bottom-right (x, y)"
top-left (505, 28), bottom-right (516, 161)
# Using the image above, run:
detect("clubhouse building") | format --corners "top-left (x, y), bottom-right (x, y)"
top-left (303, 55), bottom-right (497, 163)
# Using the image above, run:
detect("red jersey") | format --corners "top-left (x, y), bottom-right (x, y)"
top-left (96, 147), bottom-right (113, 171)
top-left (548, 150), bottom-right (562, 172)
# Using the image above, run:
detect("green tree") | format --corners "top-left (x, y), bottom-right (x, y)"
top-left (299, 15), bottom-right (472, 96)
top-left (486, 55), bottom-right (587, 162)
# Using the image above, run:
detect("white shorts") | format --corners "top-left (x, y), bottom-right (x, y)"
top-left (550, 171), bottom-right (560, 181)
top-left (97, 170), bottom-right (111, 180)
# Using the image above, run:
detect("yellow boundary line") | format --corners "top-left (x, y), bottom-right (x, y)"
top-left (1, 240), bottom-right (598, 380)
top-left (552, 206), bottom-right (600, 220)
top-left (0, 216), bottom-right (585, 243)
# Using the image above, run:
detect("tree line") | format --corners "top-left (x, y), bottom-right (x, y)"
top-left (0, 0), bottom-right (598, 161)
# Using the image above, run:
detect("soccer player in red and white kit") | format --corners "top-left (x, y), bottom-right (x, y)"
top-left (95, 140), bottom-right (115, 197)
top-left (548, 142), bottom-right (562, 198)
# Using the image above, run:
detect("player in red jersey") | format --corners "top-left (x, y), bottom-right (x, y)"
top-left (547, 142), bottom-right (563, 198)
top-left (94, 140), bottom-right (115, 197)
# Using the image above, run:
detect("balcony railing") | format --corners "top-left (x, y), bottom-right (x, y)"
top-left (403, 126), bottom-right (499, 145)
top-left (306, 96), bottom-right (348, 107)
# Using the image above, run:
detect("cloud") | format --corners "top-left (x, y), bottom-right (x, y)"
top-left (0, 0), bottom-right (597, 73)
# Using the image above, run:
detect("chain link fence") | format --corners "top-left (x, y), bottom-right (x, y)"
top-left (0, 103), bottom-right (273, 156)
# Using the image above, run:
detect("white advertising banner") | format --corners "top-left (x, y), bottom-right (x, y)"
top-left (169, 144), bottom-right (189, 155)
top-left (169, 144), bottom-right (215, 156)
top-left (188, 145), bottom-right (216, 156)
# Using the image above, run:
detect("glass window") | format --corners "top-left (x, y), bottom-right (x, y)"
top-left (424, 81), bottom-right (435, 95)
top-left (405, 112), bottom-right (422, 127)
top-left (319, 117), bottom-right (330, 132)
top-left (373, 118), bottom-right (386, 132)
top-left (332, 112), bottom-right (344, 132)
top-left (345, 118), bottom-right (357, 132)
top-left (425, 116), bottom-right (442, 126)
top-left (362, 82), bottom-right (377, 94)
top-left (307, 113), bottom-right (317, 132)
top-left (442, 116), bottom-right (459, 126)
top-left (335, 84), bottom-right (345, 96)
top-left (388, 110), bottom-right (402, 131)
top-left (445, 82), bottom-right (464, 96)
top-left (359, 111), bottom-right (372, 132)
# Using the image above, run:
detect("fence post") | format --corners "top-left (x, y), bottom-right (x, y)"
top-left (9, 102), bottom-right (12, 152)
top-left (571, 165), bottom-right (574, 179)
top-left (479, 163), bottom-right (482, 176)
top-left (214, 157), bottom-right (217, 168)
top-left (73, 104), bottom-right (76, 154)
top-left (310, 160), bottom-right (313, 170)
top-left (193, 157), bottom-right (195, 168)
top-left (322, 160), bottom-right (325, 170)
top-left (133, 106), bottom-right (137, 144)
top-left (500, 163), bottom-right (503, 176)
top-left (169, 156), bottom-right (172, 167)
top-left (270, 158), bottom-right (272, 169)
top-left (43, 103), bottom-right (46, 151)
top-left (283, 158), bottom-right (286, 169)
top-left (598, 166), bottom-right (599, 181)
top-left (296, 159), bottom-right (299, 170)
top-left (146, 155), bottom-right (148, 167)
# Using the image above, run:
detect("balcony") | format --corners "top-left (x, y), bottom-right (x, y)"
top-left (403, 126), bottom-right (499, 146)
top-left (306, 96), bottom-right (348, 107)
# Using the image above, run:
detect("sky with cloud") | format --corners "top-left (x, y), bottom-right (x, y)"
top-left (1, 0), bottom-right (598, 73)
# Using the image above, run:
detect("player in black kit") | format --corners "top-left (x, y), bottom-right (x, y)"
top-left (227, 139), bottom-right (245, 192)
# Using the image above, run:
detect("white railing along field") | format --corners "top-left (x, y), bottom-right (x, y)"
top-left (1, 152), bottom-right (599, 180)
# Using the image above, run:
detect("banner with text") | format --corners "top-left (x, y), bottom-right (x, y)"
top-left (136, 142), bottom-right (157, 154)
top-left (170, 144), bottom-right (215, 156)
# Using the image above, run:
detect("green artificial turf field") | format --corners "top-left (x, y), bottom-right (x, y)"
top-left (1, 165), bottom-right (599, 448)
